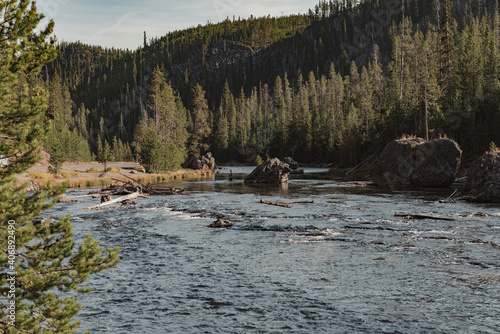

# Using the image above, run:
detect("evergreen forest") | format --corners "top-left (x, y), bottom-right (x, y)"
top-left (43, 0), bottom-right (500, 169)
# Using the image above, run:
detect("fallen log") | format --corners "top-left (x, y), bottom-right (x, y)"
top-left (111, 177), bottom-right (129, 184)
top-left (85, 192), bottom-right (142, 210)
top-left (119, 172), bottom-right (148, 189)
top-left (260, 199), bottom-right (293, 208)
top-left (345, 151), bottom-right (378, 176)
top-left (439, 189), bottom-right (459, 203)
top-left (278, 200), bottom-right (315, 205)
top-left (395, 214), bottom-right (455, 221)
top-left (66, 194), bottom-right (98, 199)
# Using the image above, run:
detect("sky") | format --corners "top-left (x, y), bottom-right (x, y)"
top-left (36, 0), bottom-right (321, 50)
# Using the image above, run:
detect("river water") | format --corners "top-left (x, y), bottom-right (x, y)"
top-left (51, 167), bottom-right (500, 333)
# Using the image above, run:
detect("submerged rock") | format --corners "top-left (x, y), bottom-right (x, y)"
top-left (208, 219), bottom-right (236, 228)
top-left (244, 158), bottom-right (292, 184)
top-left (183, 152), bottom-right (217, 170)
top-left (462, 151), bottom-right (500, 203)
top-left (370, 137), bottom-right (462, 187)
top-left (58, 194), bottom-right (77, 203)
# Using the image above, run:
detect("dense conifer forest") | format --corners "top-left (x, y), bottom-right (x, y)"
top-left (44, 0), bottom-right (500, 169)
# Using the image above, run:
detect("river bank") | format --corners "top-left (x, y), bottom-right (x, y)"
top-left (18, 162), bottom-right (214, 190)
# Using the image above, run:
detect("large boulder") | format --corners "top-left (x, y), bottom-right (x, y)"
top-left (462, 151), bottom-right (500, 203)
top-left (183, 152), bottom-right (217, 170)
top-left (244, 158), bottom-right (292, 184)
top-left (370, 138), bottom-right (462, 187)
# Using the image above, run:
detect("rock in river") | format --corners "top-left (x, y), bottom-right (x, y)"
top-left (244, 158), bottom-right (292, 184)
top-left (370, 137), bottom-right (462, 187)
top-left (462, 151), bottom-right (500, 203)
top-left (183, 152), bottom-right (217, 170)
top-left (208, 219), bottom-right (236, 228)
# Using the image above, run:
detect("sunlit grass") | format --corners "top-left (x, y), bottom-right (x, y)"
top-left (25, 169), bottom-right (214, 189)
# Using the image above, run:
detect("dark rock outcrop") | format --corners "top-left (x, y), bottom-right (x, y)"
top-left (370, 138), bottom-right (462, 187)
top-left (462, 151), bottom-right (500, 203)
top-left (244, 158), bottom-right (292, 184)
top-left (183, 152), bottom-right (216, 170)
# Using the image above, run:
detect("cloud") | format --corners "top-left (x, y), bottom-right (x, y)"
top-left (88, 11), bottom-right (144, 45)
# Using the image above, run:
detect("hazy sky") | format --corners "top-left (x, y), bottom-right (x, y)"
top-left (37, 0), bottom-right (321, 50)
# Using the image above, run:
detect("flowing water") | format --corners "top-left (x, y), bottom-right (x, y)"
top-left (51, 167), bottom-right (500, 333)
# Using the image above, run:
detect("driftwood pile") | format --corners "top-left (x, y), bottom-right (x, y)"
top-left (85, 173), bottom-right (185, 210)
top-left (99, 173), bottom-right (185, 196)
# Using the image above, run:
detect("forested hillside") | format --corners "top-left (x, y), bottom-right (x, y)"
top-left (44, 0), bottom-right (500, 168)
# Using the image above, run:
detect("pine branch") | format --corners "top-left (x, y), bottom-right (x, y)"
top-left (0, 135), bottom-right (16, 140)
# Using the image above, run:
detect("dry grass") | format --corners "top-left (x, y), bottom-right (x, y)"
top-left (135, 166), bottom-right (146, 172)
top-left (398, 134), bottom-right (417, 140)
top-left (85, 168), bottom-right (102, 173)
top-left (86, 167), bottom-right (121, 173)
top-left (27, 170), bottom-right (79, 180)
top-left (60, 170), bottom-right (80, 178)
top-left (27, 171), bottom-right (53, 179)
top-left (24, 169), bottom-right (214, 190)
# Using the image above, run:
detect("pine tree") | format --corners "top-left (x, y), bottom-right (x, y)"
top-left (221, 81), bottom-right (237, 143)
top-left (0, 1), bottom-right (119, 332)
top-left (97, 136), bottom-right (114, 172)
top-left (188, 83), bottom-right (212, 155)
top-left (214, 107), bottom-right (229, 157)
top-left (139, 129), bottom-right (161, 172)
top-left (270, 75), bottom-right (287, 156)
top-left (439, 0), bottom-right (458, 109)
top-left (48, 135), bottom-right (65, 174)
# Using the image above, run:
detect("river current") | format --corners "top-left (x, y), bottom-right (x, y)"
top-left (50, 167), bottom-right (500, 333)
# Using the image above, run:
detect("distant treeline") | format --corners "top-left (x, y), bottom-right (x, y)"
top-left (43, 0), bottom-right (500, 168)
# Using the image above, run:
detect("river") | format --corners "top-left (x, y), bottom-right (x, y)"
top-left (50, 167), bottom-right (500, 333)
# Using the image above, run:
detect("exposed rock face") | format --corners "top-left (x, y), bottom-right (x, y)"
top-left (183, 152), bottom-right (216, 170)
top-left (370, 138), bottom-right (462, 187)
top-left (244, 158), bottom-right (292, 184)
top-left (462, 152), bottom-right (500, 203)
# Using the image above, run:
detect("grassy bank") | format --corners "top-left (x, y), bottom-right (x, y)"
top-left (21, 168), bottom-right (214, 190)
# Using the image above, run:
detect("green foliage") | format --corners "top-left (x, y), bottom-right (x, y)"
top-left (96, 136), bottom-right (114, 172)
top-left (0, 1), bottom-right (119, 332)
top-left (133, 69), bottom-right (188, 172)
top-left (489, 141), bottom-right (498, 152)
top-left (188, 84), bottom-right (212, 156)
top-left (139, 129), bottom-right (161, 172)
top-left (40, 0), bottom-right (500, 166)
top-left (112, 136), bottom-right (133, 161)
top-left (48, 135), bottom-right (65, 174)
top-left (139, 129), bottom-right (185, 173)
top-left (48, 128), bottom-right (92, 163)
